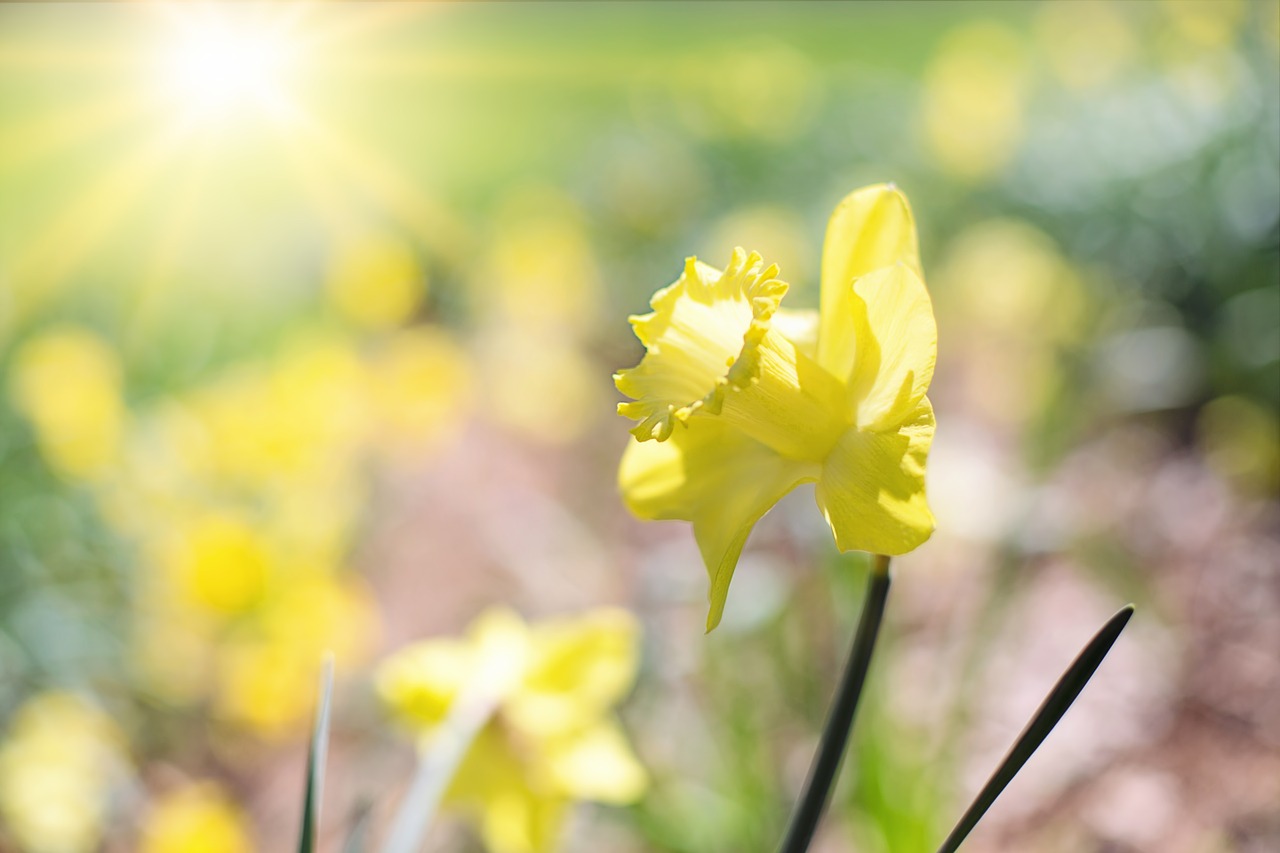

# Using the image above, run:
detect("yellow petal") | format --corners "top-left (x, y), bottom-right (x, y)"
top-left (846, 263), bottom-right (937, 431)
top-left (481, 788), bottom-right (568, 853)
top-left (817, 185), bottom-right (922, 381)
top-left (815, 398), bottom-right (936, 555)
top-left (542, 719), bottom-right (649, 804)
top-left (375, 638), bottom-right (472, 729)
top-left (619, 420), bottom-right (818, 631)
top-left (445, 723), bottom-right (524, 804)
top-left (510, 609), bottom-right (640, 737)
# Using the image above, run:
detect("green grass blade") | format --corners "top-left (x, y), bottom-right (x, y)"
top-left (935, 605), bottom-right (1135, 853)
top-left (299, 653), bottom-right (336, 853)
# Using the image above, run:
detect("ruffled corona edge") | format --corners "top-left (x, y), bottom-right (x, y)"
top-left (615, 248), bottom-right (788, 442)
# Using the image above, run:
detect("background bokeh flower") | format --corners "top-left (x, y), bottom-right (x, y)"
top-left (377, 607), bottom-right (647, 853)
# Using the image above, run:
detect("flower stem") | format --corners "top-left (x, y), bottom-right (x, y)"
top-left (380, 683), bottom-right (502, 853)
top-left (934, 604), bottom-right (1134, 853)
top-left (777, 555), bottom-right (892, 853)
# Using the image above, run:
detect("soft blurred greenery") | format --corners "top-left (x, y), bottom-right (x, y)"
top-left (0, 2), bottom-right (1277, 852)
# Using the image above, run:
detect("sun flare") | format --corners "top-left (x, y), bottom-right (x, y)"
top-left (154, 5), bottom-right (301, 126)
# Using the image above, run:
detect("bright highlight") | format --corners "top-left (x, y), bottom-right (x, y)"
top-left (154, 6), bottom-right (299, 125)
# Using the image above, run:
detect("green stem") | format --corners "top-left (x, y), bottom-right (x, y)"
top-left (935, 604), bottom-right (1134, 853)
top-left (777, 555), bottom-right (892, 853)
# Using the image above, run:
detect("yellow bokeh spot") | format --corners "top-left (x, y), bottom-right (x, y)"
top-left (675, 43), bottom-right (820, 143)
top-left (1161, 0), bottom-right (1246, 49)
top-left (368, 327), bottom-right (473, 455)
top-left (184, 336), bottom-right (369, 487)
top-left (921, 22), bottom-right (1030, 180)
top-left (0, 693), bottom-right (126, 853)
top-left (938, 219), bottom-right (1086, 342)
top-left (483, 331), bottom-right (598, 445)
top-left (217, 574), bottom-right (378, 737)
top-left (480, 188), bottom-right (601, 335)
top-left (1198, 395), bottom-right (1280, 497)
top-left (169, 511), bottom-right (270, 615)
top-left (327, 233), bottom-right (425, 331)
top-left (260, 573), bottom-right (380, 667)
top-left (1036, 1), bottom-right (1137, 91)
top-left (8, 326), bottom-right (124, 480)
top-left (934, 219), bottom-right (1088, 427)
top-left (215, 640), bottom-right (315, 737)
top-left (1265, 0), bottom-right (1280, 56)
top-left (141, 783), bottom-right (252, 853)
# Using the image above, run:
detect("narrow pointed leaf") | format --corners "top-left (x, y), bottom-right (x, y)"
top-left (299, 654), bottom-right (336, 853)
top-left (935, 605), bottom-right (1134, 853)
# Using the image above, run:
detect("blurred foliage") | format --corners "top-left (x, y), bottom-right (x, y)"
top-left (0, 1), bottom-right (1277, 851)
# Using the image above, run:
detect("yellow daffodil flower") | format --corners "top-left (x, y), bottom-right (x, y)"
top-left (616, 184), bottom-right (937, 631)
top-left (376, 607), bottom-right (648, 853)
top-left (140, 782), bottom-right (252, 853)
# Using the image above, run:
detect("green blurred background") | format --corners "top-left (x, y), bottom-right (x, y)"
top-left (0, 1), bottom-right (1277, 851)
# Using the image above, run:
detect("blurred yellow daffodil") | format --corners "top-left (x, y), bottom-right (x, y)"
top-left (140, 782), bottom-right (252, 853)
top-left (377, 607), bottom-right (647, 853)
top-left (7, 325), bottom-right (125, 480)
top-left (0, 692), bottom-right (127, 853)
top-left (616, 184), bottom-right (937, 630)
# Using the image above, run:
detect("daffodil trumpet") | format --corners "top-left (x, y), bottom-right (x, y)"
top-left (616, 183), bottom-right (936, 631)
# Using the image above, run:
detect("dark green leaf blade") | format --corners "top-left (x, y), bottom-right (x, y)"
top-left (935, 605), bottom-right (1135, 853)
top-left (299, 654), bottom-right (336, 853)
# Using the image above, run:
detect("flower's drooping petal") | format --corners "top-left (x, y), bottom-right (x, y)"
top-left (846, 263), bottom-right (937, 430)
top-left (450, 726), bottom-right (567, 853)
top-left (619, 419), bottom-right (818, 630)
top-left (817, 185), bottom-right (922, 380)
top-left (542, 720), bottom-right (649, 804)
top-left (815, 397), bottom-right (936, 555)
top-left (510, 609), bottom-right (641, 737)
top-left (482, 789), bottom-right (567, 853)
top-left (615, 250), bottom-right (787, 442)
